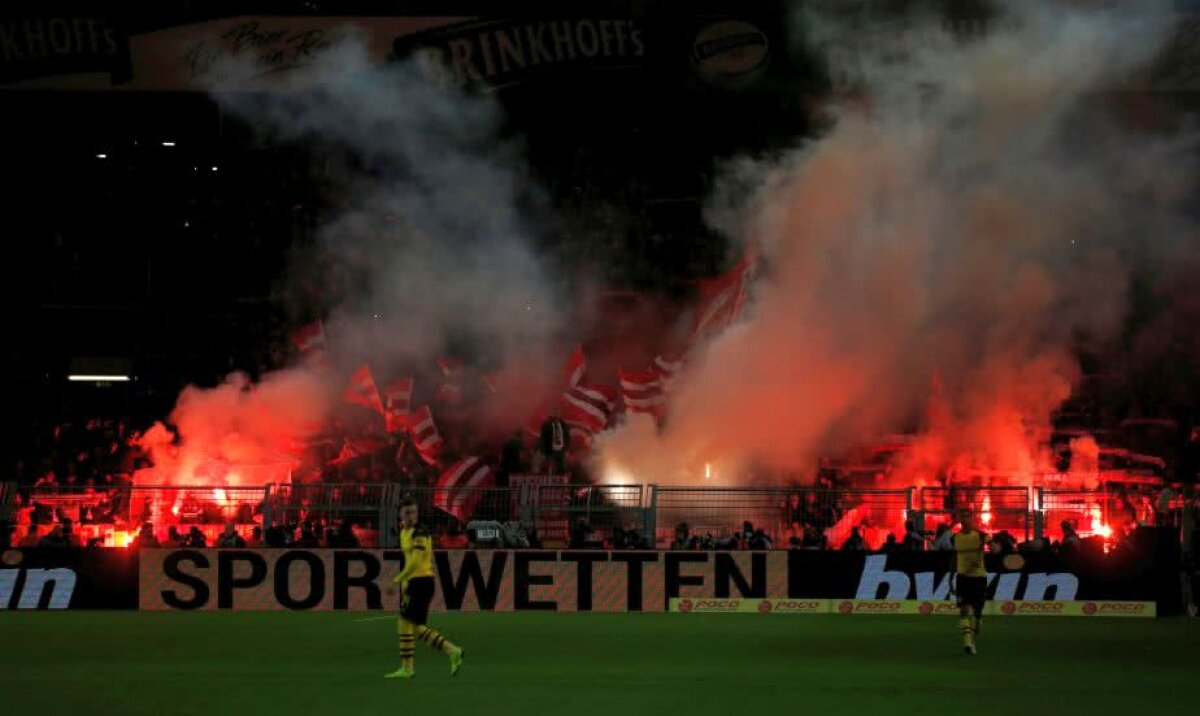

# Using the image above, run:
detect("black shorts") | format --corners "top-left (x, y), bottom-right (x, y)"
top-left (401, 577), bottom-right (435, 625)
top-left (956, 575), bottom-right (988, 614)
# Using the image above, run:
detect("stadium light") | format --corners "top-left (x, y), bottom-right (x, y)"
top-left (162, 141), bottom-right (176, 147)
top-left (96, 153), bottom-right (108, 159)
top-left (68, 374), bottom-right (131, 383)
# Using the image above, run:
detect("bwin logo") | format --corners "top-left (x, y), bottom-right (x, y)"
top-left (854, 554), bottom-right (1079, 601)
top-left (0, 552), bottom-right (77, 610)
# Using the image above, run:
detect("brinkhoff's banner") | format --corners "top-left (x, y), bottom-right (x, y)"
top-left (137, 549), bottom-right (1170, 612)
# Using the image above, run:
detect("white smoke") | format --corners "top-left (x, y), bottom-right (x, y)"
top-left (142, 38), bottom-right (570, 483)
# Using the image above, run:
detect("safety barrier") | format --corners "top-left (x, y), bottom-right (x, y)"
top-left (917, 486), bottom-right (1032, 541)
top-left (6, 482), bottom-right (1191, 550)
top-left (652, 487), bottom-right (911, 549)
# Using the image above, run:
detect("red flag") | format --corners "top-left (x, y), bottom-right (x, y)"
top-left (383, 378), bottom-right (414, 433)
top-left (408, 405), bottom-right (443, 465)
top-left (619, 367), bottom-right (667, 416)
top-left (654, 355), bottom-right (683, 382)
top-left (562, 344), bottom-right (586, 387)
top-left (561, 383), bottom-right (617, 434)
top-left (688, 258), bottom-right (752, 349)
top-left (343, 365), bottom-right (385, 416)
top-left (290, 321), bottom-right (325, 353)
top-left (436, 356), bottom-right (465, 405)
top-left (330, 436), bottom-right (388, 466)
top-left (524, 346), bottom-right (592, 440)
top-left (433, 456), bottom-right (495, 522)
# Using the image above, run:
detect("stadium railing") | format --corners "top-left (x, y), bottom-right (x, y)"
top-left (916, 486), bottom-right (1032, 541)
top-left (9, 482), bottom-right (1191, 550)
top-left (650, 487), bottom-right (911, 549)
top-left (264, 482), bottom-right (398, 547)
top-left (527, 483), bottom-right (652, 545)
top-left (1038, 486), bottom-right (1187, 542)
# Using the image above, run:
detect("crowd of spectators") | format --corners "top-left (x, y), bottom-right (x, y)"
top-left (2, 407), bottom-right (1195, 554)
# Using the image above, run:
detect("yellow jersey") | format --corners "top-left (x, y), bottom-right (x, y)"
top-left (952, 529), bottom-right (988, 577)
top-left (397, 525), bottom-right (435, 583)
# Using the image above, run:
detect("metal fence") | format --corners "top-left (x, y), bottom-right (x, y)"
top-left (3, 481), bottom-right (1190, 550)
top-left (917, 486), bottom-right (1033, 541)
top-left (652, 487), bottom-right (910, 549)
top-left (527, 484), bottom-right (652, 546)
top-left (1039, 486), bottom-right (1187, 542)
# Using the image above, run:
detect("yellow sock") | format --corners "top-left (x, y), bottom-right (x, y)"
top-left (398, 619), bottom-right (416, 671)
top-left (415, 625), bottom-right (459, 656)
top-left (959, 616), bottom-right (974, 648)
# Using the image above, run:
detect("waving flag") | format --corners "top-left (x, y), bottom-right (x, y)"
top-left (688, 258), bottom-right (752, 349)
top-left (331, 436), bottom-right (388, 466)
top-left (383, 378), bottom-right (414, 434)
top-left (435, 357), bottom-right (465, 405)
top-left (561, 383), bottom-right (617, 434)
top-left (343, 365), bottom-right (385, 417)
top-left (654, 355), bottom-right (683, 383)
top-left (290, 320), bottom-right (325, 354)
top-left (408, 405), bottom-right (444, 465)
top-left (524, 346), bottom-right (609, 454)
top-left (562, 344), bottom-right (586, 387)
top-left (620, 366), bottom-right (667, 416)
top-left (434, 456), bottom-right (495, 522)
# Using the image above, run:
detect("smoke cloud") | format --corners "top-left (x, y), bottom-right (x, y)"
top-left (140, 39), bottom-right (568, 483)
top-left (599, 1), bottom-right (1198, 486)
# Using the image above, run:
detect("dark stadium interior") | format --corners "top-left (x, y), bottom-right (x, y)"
top-left (2, 4), bottom-right (1200, 715)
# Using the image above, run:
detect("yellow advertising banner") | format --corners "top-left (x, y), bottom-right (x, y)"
top-left (667, 598), bottom-right (1157, 617)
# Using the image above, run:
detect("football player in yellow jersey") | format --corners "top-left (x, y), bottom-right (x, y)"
top-left (950, 510), bottom-right (990, 655)
top-left (384, 495), bottom-right (465, 679)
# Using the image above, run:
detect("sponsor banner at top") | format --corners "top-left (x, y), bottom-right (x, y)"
top-left (1, 13), bottom-right (776, 92)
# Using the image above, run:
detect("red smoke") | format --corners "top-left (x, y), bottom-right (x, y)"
top-left (134, 370), bottom-right (329, 487)
top-left (597, 5), bottom-right (1190, 489)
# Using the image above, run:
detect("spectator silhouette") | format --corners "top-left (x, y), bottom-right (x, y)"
top-left (132, 522), bottom-right (161, 549)
top-left (539, 407), bottom-right (570, 474)
top-left (901, 520), bottom-right (926, 551)
top-left (217, 523), bottom-right (246, 548)
top-left (932, 523), bottom-right (955, 551)
top-left (186, 527), bottom-right (207, 549)
top-left (1060, 521), bottom-right (1082, 554)
top-left (166, 526), bottom-right (186, 548)
top-left (841, 527), bottom-right (867, 551)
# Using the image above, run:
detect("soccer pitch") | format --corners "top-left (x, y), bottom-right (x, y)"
top-left (2, 613), bottom-right (1198, 715)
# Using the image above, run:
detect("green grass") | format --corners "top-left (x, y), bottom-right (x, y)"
top-left (1, 612), bottom-right (1198, 715)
